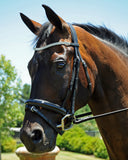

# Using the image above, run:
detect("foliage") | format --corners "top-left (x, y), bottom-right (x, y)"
top-left (57, 126), bottom-right (109, 159)
top-left (17, 83), bottom-right (30, 126)
top-left (16, 142), bottom-right (24, 149)
top-left (0, 55), bottom-right (23, 140)
top-left (94, 140), bottom-right (109, 159)
top-left (1, 137), bottom-right (16, 153)
top-left (57, 126), bottom-right (85, 151)
top-left (75, 105), bottom-right (98, 131)
top-left (80, 136), bottom-right (99, 155)
top-left (20, 83), bottom-right (30, 104)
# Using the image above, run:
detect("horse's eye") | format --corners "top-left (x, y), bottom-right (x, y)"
top-left (56, 59), bottom-right (66, 69)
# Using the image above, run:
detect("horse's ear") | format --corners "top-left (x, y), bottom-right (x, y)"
top-left (42, 5), bottom-right (64, 30)
top-left (20, 13), bottom-right (42, 35)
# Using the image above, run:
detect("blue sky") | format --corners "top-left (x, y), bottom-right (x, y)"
top-left (1, 0), bottom-right (128, 84)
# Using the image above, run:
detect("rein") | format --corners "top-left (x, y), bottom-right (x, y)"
top-left (25, 23), bottom-right (128, 135)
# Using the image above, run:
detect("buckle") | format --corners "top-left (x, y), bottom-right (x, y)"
top-left (57, 114), bottom-right (73, 131)
top-left (31, 106), bottom-right (36, 112)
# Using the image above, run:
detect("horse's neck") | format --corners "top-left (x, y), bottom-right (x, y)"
top-left (87, 38), bottom-right (128, 160)
top-left (89, 39), bottom-right (128, 113)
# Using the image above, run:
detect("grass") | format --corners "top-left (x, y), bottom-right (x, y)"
top-left (57, 151), bottom-right (105, 160)
top-left (1, 153), bottom-right (19, 160)
top-left (2, 151), bottom-right (105, 160)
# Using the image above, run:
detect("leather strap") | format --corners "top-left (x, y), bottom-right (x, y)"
top-left (26, 99), bottom-right (66, 115)
top-left (25, 105), bottom-right (64, 135)
top-left (34, 41), bottom-right (79, 51)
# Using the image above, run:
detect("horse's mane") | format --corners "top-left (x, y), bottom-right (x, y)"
top-left (74, 23), bottom-right (128, 54)
top-left (35, 22), bottom-right (128, 55)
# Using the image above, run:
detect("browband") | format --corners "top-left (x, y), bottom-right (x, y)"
top-left (34, 41), bottom-right (79, 51)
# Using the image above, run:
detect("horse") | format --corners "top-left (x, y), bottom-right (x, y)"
top-left (20, 5), bottom-right (128, 160)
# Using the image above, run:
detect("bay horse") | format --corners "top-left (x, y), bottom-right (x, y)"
top-left (20, 5), bottom-right (128, 160)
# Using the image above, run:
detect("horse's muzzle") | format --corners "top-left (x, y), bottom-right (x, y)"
top-left (20, 126), bottom-right (56, 153)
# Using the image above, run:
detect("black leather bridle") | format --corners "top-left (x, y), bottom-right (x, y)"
top-left (25, 23), bottom-right (128, 135)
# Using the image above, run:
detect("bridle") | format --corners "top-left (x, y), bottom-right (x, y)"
top-left (25, 23), bottom-right (128, 135)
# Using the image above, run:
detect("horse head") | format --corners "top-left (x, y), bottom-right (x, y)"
top-left (20, 5), bottom-right (92, 153)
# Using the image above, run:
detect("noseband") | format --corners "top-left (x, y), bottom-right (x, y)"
top-left (25, 23), bottom-right (128, 135)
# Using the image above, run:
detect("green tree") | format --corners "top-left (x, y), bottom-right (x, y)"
top-left (20, 83), bottom-right (30, 104)
top-left (0, 55), bottom-right (23, 139)
top-left (17, 83), bottom-right (30, 127)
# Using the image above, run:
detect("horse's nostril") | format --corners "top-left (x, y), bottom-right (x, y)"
top-left (31, 129), bottom-right (43, 144)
